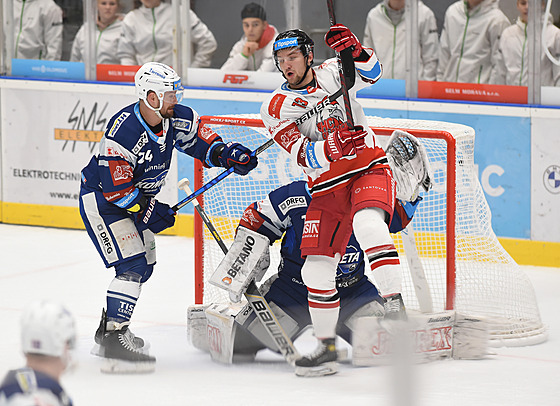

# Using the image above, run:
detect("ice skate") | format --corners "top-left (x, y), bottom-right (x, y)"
top-left (97, 322), bottom-right (156, 374)
top-left (295, 338), bottom-right (338, 377)
top-left (383, 293), bottom-right (407, 320)
top-left (91, 309), bottom-right (150, 356)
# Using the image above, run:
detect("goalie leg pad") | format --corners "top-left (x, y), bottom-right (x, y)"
top-left (452, 313), bottom-right (489, 360)
top-left (351, 311), bottom-right (488, 366)
top-left (204, 302), bottom-right (247, 364)
top-left (209, 227), bottom-right (271, 302)
top-left (187, 304), bottom-right (210, 352)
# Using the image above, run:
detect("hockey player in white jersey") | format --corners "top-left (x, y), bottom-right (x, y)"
top-left (0, 300), bottom-right (76, 406)
top-left (260, 27), bottom-right (418, 376)
top-left (79, 62), bottom-right (258, 373)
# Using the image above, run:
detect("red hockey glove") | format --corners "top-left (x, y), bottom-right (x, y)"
top-left (324, 126), bottom-right (367, 162)
top-left (324, 24), bottom-right (363, 59)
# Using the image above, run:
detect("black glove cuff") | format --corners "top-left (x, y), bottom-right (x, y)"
top-left (211, 143), bottom-right (226, 167)
top-left (354, 49), bottom-right (370, 62)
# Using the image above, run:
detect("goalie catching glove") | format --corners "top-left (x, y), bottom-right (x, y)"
top-left (209, 227), bottom-right (271, 302)
top-left (385, 130), bottom-right (432, 201)
top-left (324, 126), bottom-right (367, 162)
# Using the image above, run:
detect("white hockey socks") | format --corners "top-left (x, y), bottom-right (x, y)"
top-left (106, 276), bottom-right (142, 326)
top-left (353, 208), bottom-right (403, 296)
top-left (301, 255), bottom-right (340, 338)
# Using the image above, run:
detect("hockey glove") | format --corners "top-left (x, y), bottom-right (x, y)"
top-left (324, 125), bottom-right (367, 162)
top-left (218, 142), bottom-right (258, 176)
top-left (135, 198), bottom-right (176, 234)
top-left (325, 24), bottom-right (363, 59)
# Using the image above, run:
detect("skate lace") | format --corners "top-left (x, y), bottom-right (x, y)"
top-left (384, 295), bottom-right (404, 314)
top-left (114, 322), bottom-right (143, 353)
top-left (308, 340), bottom-right (334, 360)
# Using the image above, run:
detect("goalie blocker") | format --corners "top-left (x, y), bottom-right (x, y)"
top-left (209, 227), bottom-right (271, 303)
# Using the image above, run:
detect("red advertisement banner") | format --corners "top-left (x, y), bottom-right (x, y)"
top-left (418, 81), bottom-right (528, 104)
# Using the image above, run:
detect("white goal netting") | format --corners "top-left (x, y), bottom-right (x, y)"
top-left (193, 114), bottom-right (547, 347)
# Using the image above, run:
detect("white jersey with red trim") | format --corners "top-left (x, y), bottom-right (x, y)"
top-left (260, 51), bottom-right (388, 197)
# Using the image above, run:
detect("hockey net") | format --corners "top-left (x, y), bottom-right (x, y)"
top-left (193, 114), bottom-right (547, 347)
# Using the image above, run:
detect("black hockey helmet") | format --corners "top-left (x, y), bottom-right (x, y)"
top-left (273, 29), bottom-right (314, 70)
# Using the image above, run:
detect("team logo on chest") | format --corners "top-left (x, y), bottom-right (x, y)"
top-left (316, 102), bottom-right (345, 139)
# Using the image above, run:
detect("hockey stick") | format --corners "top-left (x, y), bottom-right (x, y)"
top-left (326, 0), bottom-right (356, 130)
top-left (401, 223), bottom-right (433, 313)
top-left (171, 138), bottom-right (274, 212)
top-left (178, 178), bottom-right (301, 365)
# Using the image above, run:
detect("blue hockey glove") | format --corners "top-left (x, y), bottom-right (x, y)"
top-left (135, 198), bottom-right (176, 234)
top-left (218, 142), bottom-right (258, 175)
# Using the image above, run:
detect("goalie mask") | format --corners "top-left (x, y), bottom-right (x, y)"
top-left (385, 130), bottom-right (433, 201)
top-left (135, 62), bottom-right (184, 115)
top-left (21, 300), bottom-right (76, 358)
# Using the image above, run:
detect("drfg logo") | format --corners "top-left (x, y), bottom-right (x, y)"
top-left (223, 74), bottom-right (249, 84)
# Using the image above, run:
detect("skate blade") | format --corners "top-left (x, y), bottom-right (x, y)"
top-left (91, 343), bottom-right (151, 357)
top-left (295, 362), bottom-right (338, 377)
top-left (91, 344), bottom-right (102, 357)
top-left (100, 358), bottom-right (156, 374)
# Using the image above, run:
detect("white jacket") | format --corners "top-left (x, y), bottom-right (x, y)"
top-left (13, 0), bottom-right (63, 60)
top-left (363, 0), bottom-right (439, 80)
top-left (437, 0), bottom-right (510, 83)
top-left (494, 17), bottom-right (560, 86)
top-left (221, 24), bottom-right (278, 72)
top-left (70, 19), bottom-right (123, 64)
top-left (118, 3), bottom-right (217, 67)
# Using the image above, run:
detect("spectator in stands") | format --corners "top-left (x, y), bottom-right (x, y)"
top-left (55, 0), bottom-right (83, 61)
top-left (221, 2), bottom-right (278, 72)
top-left (0, 300), bottom-right (76, 406)
top-left (70, 0), bottom-right (123, 64)
top-left (493, 0), bottom-right (560, 86)
top-left (363, 0), bottom-right (439, 81)
top-left (437, 0), bottom-right (509, 83)
top-left (118, 0), bottom-right (217, 68)
top-left (13, 0), bottom-right (64, 60)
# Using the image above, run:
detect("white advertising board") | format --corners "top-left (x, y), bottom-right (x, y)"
top-left (531, 111), bottom-right (560, 242)
top-left (0, 86), bottom-right (178, 210)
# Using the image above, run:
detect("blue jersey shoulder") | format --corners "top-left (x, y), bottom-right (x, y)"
top-left (268, 180), bottom-right (311, 225)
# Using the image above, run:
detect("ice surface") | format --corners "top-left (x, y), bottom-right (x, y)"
top-left (1, 223), bottom-right (559, 406)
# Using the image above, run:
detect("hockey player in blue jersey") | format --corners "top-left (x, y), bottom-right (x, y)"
top-left (79, 62), bottom-right (258, 373)
top-left (187, 179), bottom-right (421, 364)
top-left (0, 301), bottom-right (76, 406)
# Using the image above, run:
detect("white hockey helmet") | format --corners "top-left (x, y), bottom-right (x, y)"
top-left (135, 62), bottom-right (184, 112)
top-left (21, 300), bottom-right (76, 358)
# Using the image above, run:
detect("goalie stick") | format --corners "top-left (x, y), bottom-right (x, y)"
top-left (178, 178), bottom-right (301, 365)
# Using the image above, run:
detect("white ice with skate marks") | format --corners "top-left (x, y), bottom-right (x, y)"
top-left (0, 223), bottom-right (559, 406)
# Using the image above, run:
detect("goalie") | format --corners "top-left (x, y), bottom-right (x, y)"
top-left (188, 130), bottom-right (429, 366)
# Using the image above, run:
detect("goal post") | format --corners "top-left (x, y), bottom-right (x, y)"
top-left (193, 114), bottom-right (547, 347)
